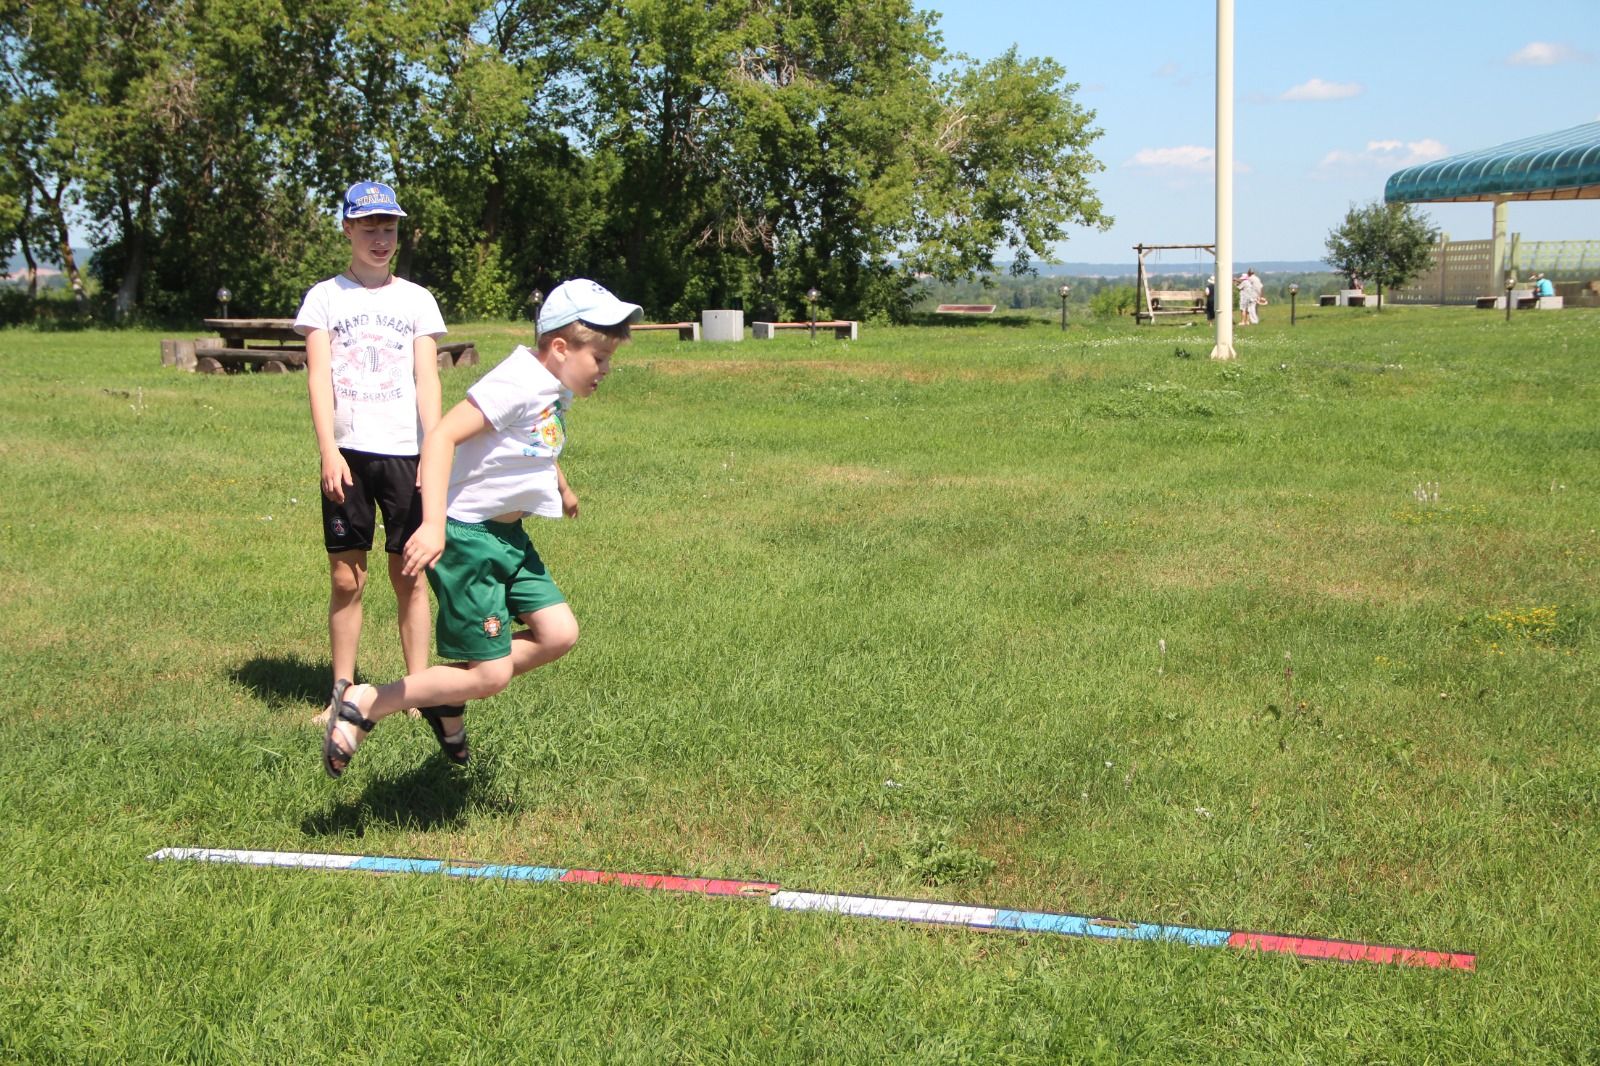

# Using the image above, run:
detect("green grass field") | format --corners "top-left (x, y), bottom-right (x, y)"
top-left (2, 303), bottom-right (1596, 1062)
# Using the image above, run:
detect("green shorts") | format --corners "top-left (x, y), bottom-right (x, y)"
top-left (427, 518), bottom-right (565, 662)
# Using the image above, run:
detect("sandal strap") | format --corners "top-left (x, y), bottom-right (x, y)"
top-left (419, 705), bottom-right (469, 764)
top-left (335, 703), bottom-right (377, 732)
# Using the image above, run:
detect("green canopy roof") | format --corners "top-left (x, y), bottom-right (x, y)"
top-left (1385, 122), bottom-right (1600, 204)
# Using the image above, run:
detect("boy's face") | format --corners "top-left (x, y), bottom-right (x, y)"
top-left (548, 338), bottom-right (617, 397)
top-left (342, 215), bottom-right (400, 271)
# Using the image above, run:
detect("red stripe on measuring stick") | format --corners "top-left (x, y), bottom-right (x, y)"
top-left (558, 869), bottom-right (780, 897)
top-left (1228, 931), bottom-right (1475, 971)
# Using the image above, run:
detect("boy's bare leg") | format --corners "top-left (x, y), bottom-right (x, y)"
top-left (389, 553), bottom-right (430, 718)
top-left (329, 604), bottom-right (580, 755)
top-left (315, 551), bottom-right (368, 725)
top-left (509, 603), bottom-right (580, 678)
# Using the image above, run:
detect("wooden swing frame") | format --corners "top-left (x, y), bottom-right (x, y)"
top-left (1133, 243), bottom-right (1217, 324)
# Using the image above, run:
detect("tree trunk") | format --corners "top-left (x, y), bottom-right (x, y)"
top-left (112, 184), bottom-right (156, 320)
top-left (17, 228), bottom-right (39, 300)
top-left (41, 184), bottom-right (86, 308)
top-left (114, 232), bottom-right (145, 321)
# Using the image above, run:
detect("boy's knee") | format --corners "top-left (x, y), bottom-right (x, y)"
top-left (330, 563), bottom-right (367, 599)
top-left (470, 657), bottom-right (516, 697)
top-left (541, 615), bottom-right (579, 661)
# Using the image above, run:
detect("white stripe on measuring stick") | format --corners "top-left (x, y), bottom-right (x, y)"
top-left (771, 891), bottom-right (1000, 928)
top-left (147, 847), bottom-right (366, 871)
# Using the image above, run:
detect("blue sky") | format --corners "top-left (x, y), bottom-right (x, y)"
top-left (924, 0), bottom-right (1599, 264)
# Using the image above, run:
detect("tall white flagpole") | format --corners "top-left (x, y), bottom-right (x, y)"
top-left (1210, 0), bottom-right (1236, 360)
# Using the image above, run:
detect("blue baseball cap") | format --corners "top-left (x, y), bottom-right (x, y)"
top-left (538, 279), bottom-right (643, 333)
top-left (343, 181), bottom-right (407, 219)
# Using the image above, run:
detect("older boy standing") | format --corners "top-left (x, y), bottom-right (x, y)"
top-left (321, 279), bottom-right (641, 777)
top-left (296, 181), bottom-right (445, 724)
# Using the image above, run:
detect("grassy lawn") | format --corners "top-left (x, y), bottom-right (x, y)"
top-left (1, 303), bottom-right (1595, 1062)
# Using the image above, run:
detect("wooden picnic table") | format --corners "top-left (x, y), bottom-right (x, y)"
top-left (191, 318), bottom-right (306, 373)
top-left (182, 318), bottom-right (477, 373)
top-left (203, 317), bottom-right (304, 350)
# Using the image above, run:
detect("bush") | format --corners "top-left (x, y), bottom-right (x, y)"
top-left (1090, 284), bottom-right (1136, 317)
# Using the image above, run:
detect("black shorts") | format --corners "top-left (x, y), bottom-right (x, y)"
top-left (322, 449), bottom-right (423, 554)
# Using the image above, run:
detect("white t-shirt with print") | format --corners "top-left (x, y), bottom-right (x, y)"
top-left (294, 275), bottom-right (447, 455)
top-left (446, 346), bottom-right (573, 523)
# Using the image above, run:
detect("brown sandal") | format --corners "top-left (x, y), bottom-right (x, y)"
top-left (322, 680), bottom-right (377, 779)
top-left (420, 705), bottom-right (469, 766)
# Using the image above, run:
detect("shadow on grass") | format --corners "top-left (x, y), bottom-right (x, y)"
top-left (233, 655), bottom-right (328, 708)
top-left (301, 758), bottom-right (472, 836)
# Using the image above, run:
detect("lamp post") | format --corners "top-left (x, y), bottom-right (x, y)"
top-left (1504, 277), bottom-right (1514, 323)
top-left (1059, 284), bottom-right (1071, 330)
top-left (527, 287), bottom-right (543, 337)
top-left (1288, 283), bottom-right (1298, 326)
top-left (806, 287), bottom-right (820, 340)
top-left (216, 287), bottom-right (232, 318)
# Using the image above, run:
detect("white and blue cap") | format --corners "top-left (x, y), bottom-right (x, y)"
top-left (343, 181), bottom-right (407, 219)
top-left (538, 278), bottom-right (643, 334)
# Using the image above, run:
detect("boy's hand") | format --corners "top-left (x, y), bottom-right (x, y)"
top-left (321, 453), bottom-right (353, 503)
top-left (561, 485), bottom-right (580, 519)
top-left (402, 524), bottom-right (446, 577)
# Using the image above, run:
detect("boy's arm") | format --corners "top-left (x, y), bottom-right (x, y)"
top-left (413, 333), bottom-right (442, 440)
top-left (401, 398), bottom-right (491, 577)
top-left (304, 328), bottom-right (352, 504)
top-left (555, 462), bottom-right (579, 519)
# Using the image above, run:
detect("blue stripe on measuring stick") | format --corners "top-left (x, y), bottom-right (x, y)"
top-left (350, 856), bottom-right (445, 875)
top-left (993, 909), bottom-right (1232, 947)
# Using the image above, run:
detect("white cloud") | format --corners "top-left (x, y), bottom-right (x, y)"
top-left (1318, 138), bottom-right (1450, 172)
top-left (1507, 41), bottom-right (1591, 66)
top-left (1125, 146), bottom-right (1252, 177)
top-left (1152, 61), bottom-right (1197, 88)
top-left (1127, 146), bottom-right (1213, 172)
top-left (1281, 78), bottom-right (1364, 101)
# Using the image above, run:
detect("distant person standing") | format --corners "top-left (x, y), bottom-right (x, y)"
top-left (1204, 275), bottom-right (1216, 321)
top-left (296, 181), bottom-right (446, 725)
top-left (1235, 270), bottom-right (1260, 323)
top-left (1236, 270), bottom-right (1263, 326)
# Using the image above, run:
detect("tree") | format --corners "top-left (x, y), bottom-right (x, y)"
top-left (905, 48), bottom-right (1109, 283)
top-left (1324, 200), bottom-right (1437, 311)
top-left (583, 2), bottom-right (1108, 322)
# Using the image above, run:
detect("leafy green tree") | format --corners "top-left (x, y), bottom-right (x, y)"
top-left (1324, 200), bottom-right (1437, 311)
top-left (584, 2), bottom-right (1108, 321)
top-left (906, 48), bottom-right (1109, 282)
top-left (0, 0), bottom-right (93, 309)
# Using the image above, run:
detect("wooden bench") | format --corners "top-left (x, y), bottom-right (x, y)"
top-left (194, 346), bottom-right (308, 374)
top-left (436, 341), bottom-right (479, 367)
top-left (752, 320), bottom-right (859, 340)
top-left (1135, 289), bottom-right (1205, 323)
top-left (1477, 290), bottom-right (1535, 310)
top-left (935, 303), bottom-right (996, 314)
top-left (633, 321), bottom-right (701, 341)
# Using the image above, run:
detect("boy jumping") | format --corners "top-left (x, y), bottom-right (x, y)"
top-left (296, 181), bottom-right (445, 725)
top-left (321, 279), bottom-right (640, 777)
